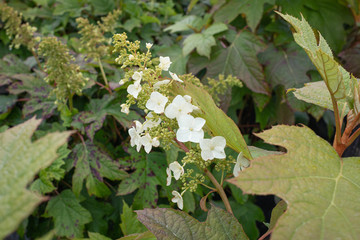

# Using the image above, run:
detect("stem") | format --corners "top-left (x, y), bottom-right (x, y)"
top-left (199, 182), bottom-right (217, 191)
top-left (204, 168), bottom-right (233, 215)
top-left (98, 58), bottom-right (109, 87)
top-left (68, 93), bottom-right (74, 112)
top-left (331, 95), bottom-right (342, 146)
top-left (346, 127), bottom-right (360, 148)
top-left (95, 81), bottom-right (112, 94)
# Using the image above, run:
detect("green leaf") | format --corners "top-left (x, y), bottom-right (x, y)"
top-left (0, 118), bottom-right (72, 239)
top-left (290, 81), bottom-right (350, 114)
top-left (136, 205), bottom-right (249, 240)
top-left (53, 0), bottom-right (90, 17)
top-left (31, 144), bottom-right (71, 194)
top-left (203, 23), bottom-right (228, 35)
top-left (259, 43), bottom-right (315, 88)
top-left (267, 200), bottom-right (287, 234)
top-left (89, 0), bottom-right (115, 16)
top-left (72, 95), bottom-right (137, 141)
top-left (164, 15), bottom-right (199, 33)
top-left (81, 197), bottom-right (113, 234)
top-left (45, 189), bottom-right (92, 238)
top-left (117, 151), bottom-right (167, 208)
top-left (205, 31), bottom-right (268, 94)
top-left (72, 141), bottom-right (128, 198)
top-left (279, 12), bottom-right (354, 112)
top-left (277, 0), bottom-right (353, 53)
top-left (88, 232), bottom-right (112, 240)
top-left (172, 82), bottom-right (252, 160)
top-left (120, 201), bottom-right (148, 236)
top-left (183, 33), bottom-right (216, 58)
top-left (213, 0), bottom-right (275, 31)
top-left (229, 125), bottom-right (360, 239)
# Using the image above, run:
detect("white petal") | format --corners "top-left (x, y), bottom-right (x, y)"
top-left (193, 117), bottom-right (206, 131)
top-left (132, 71), bottom-right (143, 82)
top-left (176, 128), bottom-right (191, 142)
top-left (166, 168), bottom-right (172, 186)
top-left (169, 71), bottom-right (183, 82)
top-left (199, 138), bottom-right (211, 151)
top-left (201, 149), bottom-right (214, 161)
top-left (178, 114), bottom-right (194, 129)
top-left (164, 104), bottom-right (177, 119)
top-left (213, 149), bottom-right (226, 159)
top-left (189, 129), bottom-right (204, 143)
top-left (154, 80), bottom-right (170, 89)
top-left (212, 136), bottom-right (226, 148)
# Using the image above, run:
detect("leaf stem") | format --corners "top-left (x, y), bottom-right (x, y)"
top-left (98, 58), bottom-right (109, 87)
top-left (204, 168), bottom-right (233, 215)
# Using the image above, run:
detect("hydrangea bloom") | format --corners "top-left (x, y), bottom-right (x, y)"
top-left (120, 103), bottom-right (129, 114)
top-left (169, 161), bottom-right (184, 180)
top-left (169, 71), bottom-right (183, 82)
top-left (128, 120), bottom-right (143, 151)
top-left (143, 112), bottom-right (161, 131)
top-left (153, 80), bottom-right (170, 89)
top-left (145, 91), bottom-right (168, 114)
top-left (141, 133), bottom-right (160, 153)
top-left (127, 81), bottom-right (142, 98)
top-left (199, 136), bottom-right (226, 161)
top-left (166, 167), bottom-right (172, 186)
top-left (171, 191), bottom-right (183, 210)
top-left (176, 115), bottom-right (205, 143)
top-left (132, 71), bottom-right (143, 82)
top-left (146, 43), bottom-right (153, 49)
top-left (164, 95), bottom-right (194, 120)
top-left (233, 152), bottom-right (250, 177)
top-left (158, 56), bottom-right (171, 71)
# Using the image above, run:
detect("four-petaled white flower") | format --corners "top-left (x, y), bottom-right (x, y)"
top-left (146, 91), bottom-right (168, 114)
top-left (158, 56), bottom-right (172, 71)
top-left (165, 95), bottom-right (194, 120)
top-left (176, 115), bottom-right (205, 143)
top-left (132, 71), bottom-right (143, 82)
top-left (120, 104), bottom-right (129, 114)
top-left (166, 167), bottom-right (172, 186)
top-left (128, 54), bottom-right (134, 60)
top-left (169, 71), bottom-right (184, 82)
top-left (153, 80), bottom-right (170, 89)
top-left (140, 133), bottom-right (160, 153)
top-left (169, 161), bottom-right (184, 180)
top-left (143, 112), bottom-right (161, 131)
top-left (233, 152), bottom-right (250, 177)
top-left (199, 136), bottom-right (226, 161)
top-left (146, 43), bottom-right (153, 49)
top-left (127, 81), bottom-right (142, 99)
top-left (171, 190), bottom-right (183, 210)
top-left (128, 121), bottom-right (143, 152)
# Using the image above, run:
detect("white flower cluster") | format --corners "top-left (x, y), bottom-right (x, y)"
top-left (124, 56), bottom-right (231, 210)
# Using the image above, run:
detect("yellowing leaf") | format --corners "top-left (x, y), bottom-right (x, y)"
top-left (0, 118), bottom-right (72, 239)
top-left (229, 125), bottom-right (360, 239)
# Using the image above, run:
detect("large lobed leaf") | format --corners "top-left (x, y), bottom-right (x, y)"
top-left (0, 118), bottom-right (72, 239)
top-left (205, 30), bottom-right (268, 94)
top-left (229, 125), bottom-right (360, 239)
top-left (136, 205), bottom-right (248, 240)
top-left (172, 82), bottom-right (252, 160)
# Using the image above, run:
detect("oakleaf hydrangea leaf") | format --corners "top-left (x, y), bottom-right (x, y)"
top-left (72, 141), bottom-right (128, 198)
top-left (229, 125), bottom-right (360, 239)
top-left (205, 31), bottom-right (268, 94)
top-left (45, 189), bottom-right (92, 238)
top-left (0, 118), bottom-right (72, 239)
top-left (117, 151), bottom-right (167, 208)
top-left (278, 12), bottom-right (355, 113)
top-left (136, 205), bottom-right (248, 240)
